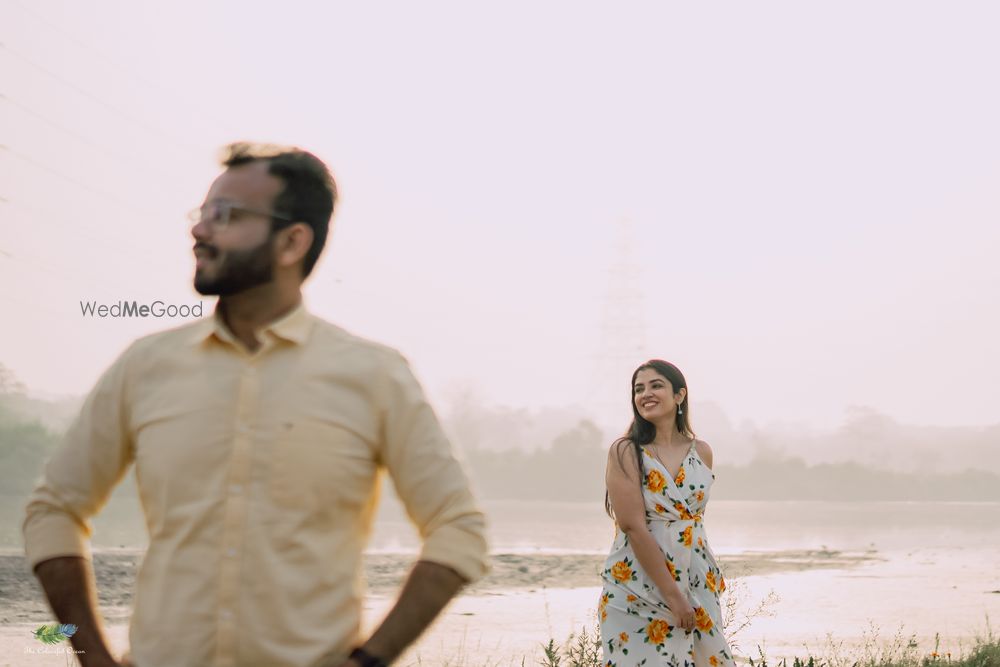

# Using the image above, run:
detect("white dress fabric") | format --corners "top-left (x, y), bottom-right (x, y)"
top-left (599, 439), bottom-right (736, 667)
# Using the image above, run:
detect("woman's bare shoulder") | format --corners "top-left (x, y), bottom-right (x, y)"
top-left (608, 436), bottom-right (637, 455)
top-left (607, 437), bottom-right (643, 473)
top-left (694, 438), bottom-right (714, 469)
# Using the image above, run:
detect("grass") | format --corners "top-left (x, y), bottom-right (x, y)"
top-left (746, 625), bottom-right (1000, 667)
top-left (414, 614), bottom-right (999, 667)
top-left (529, 617), bottom-right (998, 667)
top-left (405, 582), bottom-right (998, 667)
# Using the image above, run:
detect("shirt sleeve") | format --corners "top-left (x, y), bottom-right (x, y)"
top-left (22, 345), bottom-right (136, 569)
top-left (377, 352), bottom-right (490, 583)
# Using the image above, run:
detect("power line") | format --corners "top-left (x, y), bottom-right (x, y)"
top-left (1, 196), bottom-right (183, 273)
top-left (3, 193), bottom-right (138, 243)
top-left (0, 245), bottom-right (114, 284)
top-left (0, 93), bottom-right (179, 181)
top-left (0, 243), bottom-right (195, 313)
top-left (8, 0), bottom-right (230, 136)
top-left (0, 244), bottom-right (185, 298)
top-left (0, 287), bottom-right (75, 319)
top-left (0, 144), bottom-right (166, 218)
top-left (0, 42), bottom-right (199, 153)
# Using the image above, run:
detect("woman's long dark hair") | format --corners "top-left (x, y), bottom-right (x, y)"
top-left (605, 359), bottom-right (696, 519)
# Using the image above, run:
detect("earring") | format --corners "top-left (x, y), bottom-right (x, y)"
top-left (678, 404), bottom-right (684, 415)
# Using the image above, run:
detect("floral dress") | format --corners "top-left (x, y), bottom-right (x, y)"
top-left (599, 439), bottom-right (736, 667)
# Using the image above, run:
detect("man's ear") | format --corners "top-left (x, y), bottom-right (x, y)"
top-left (277, 222), bottom-right (314, 269)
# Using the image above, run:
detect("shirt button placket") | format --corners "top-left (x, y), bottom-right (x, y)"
top-left (214, 361), bottom-right (259, 667)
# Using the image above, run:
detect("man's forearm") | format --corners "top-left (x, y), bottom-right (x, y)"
top-left (33, 556), bottom-right (118, 667)
top-left (360, 559), bottom-right (468, 664)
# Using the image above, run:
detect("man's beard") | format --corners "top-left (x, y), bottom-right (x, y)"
top-left (194, 236), bottom-right (275, 296)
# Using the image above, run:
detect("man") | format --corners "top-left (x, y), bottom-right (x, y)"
top-left (23, 143), bottom-right (490, 667)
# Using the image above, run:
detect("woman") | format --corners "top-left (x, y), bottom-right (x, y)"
top-left (599, 360), bottom-right (736, 667)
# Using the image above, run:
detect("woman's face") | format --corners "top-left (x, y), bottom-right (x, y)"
top-left (633, 368), bottom-right (683, 422)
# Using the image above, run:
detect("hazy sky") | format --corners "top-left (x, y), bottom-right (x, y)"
top-left (2, 1), bottom-right (998, 432)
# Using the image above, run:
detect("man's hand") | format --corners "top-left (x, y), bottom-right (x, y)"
top-left (32, 556), bottom-right (120, 667)
top-left (86, 658), bottom-right (131, 667)
top-left (309, 560), bottom-right (467, 667)
top-left (307, 653), bottom-right (362, 667)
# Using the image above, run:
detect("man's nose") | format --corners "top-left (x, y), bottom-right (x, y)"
top-left (191, 219), bottom-right (212, 241)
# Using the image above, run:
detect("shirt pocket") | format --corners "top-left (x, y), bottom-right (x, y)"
top-left (268, 418), bottom-right (376, 514)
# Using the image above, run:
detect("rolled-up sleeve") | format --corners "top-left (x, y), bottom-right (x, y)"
top-left (22, 346), bottom-right (135, 569)
top-left (377, 352), bottom-right (489, 583)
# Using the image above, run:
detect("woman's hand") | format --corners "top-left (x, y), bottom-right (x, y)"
top-left (667, 593), bottom-right (696, 632)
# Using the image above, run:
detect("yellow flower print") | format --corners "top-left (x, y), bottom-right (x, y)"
top-left (655, 503), bottom-right (666, 514)
top-left (674, 466), bottom-right (685, 486)
top-left (626, 594), bottom-right (637, 602)
top-left (719, 574), bottom-right (726, 592)
top-left (696, 490), bottom-right (705, 502)
top-left (611, 560), bottom-right (633, 583)
top-left (646, 618), bottom-right (672, 645)
top-left (710, 656), bottom-right (719, 666)
top-left (697, 537), bottom-right (705, 548)
top-left (673, 501), bottom-right (695, 520)
top-left (695, 606), bottom-right (714, 632)
top-left (679, 525), bottom-right (693, 547)
top-left (665, 558), bottom-right (680, 581)
top-left (705, 570), bottom-right (717, 592)
top-left (646, 469), bottom-right (666, 493)
top-left (619, 631), bottom-right (629, 643)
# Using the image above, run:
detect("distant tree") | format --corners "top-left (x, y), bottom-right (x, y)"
top-left (0, 362), bottom-right (26, 396)
top-left (0, 417), bottom-right (61, 496)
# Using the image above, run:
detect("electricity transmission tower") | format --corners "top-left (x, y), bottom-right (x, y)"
top-left (588, 218), bottom-right (651, 431)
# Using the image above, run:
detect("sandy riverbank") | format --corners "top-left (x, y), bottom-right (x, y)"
top-left (0, 547), bottom-right (878, 627)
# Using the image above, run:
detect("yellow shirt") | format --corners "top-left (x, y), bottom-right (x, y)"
top-left (23, 301), bottom-right (490, 667)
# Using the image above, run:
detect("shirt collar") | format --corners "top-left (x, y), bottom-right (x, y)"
top-left (190, 299), bottom-right (313, 347)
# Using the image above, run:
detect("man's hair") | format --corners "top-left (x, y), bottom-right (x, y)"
top-left (220, 142), bottom-right (337, 278)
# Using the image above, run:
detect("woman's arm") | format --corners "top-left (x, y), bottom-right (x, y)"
top-left (605, 441), bottom-right (695, 630)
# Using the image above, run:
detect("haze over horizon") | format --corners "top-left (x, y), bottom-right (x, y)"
top-left (2, 1), bottom-right (999, 434)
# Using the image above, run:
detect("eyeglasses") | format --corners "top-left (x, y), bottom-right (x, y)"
top-left (187, 200), bottom-right (294, 230)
